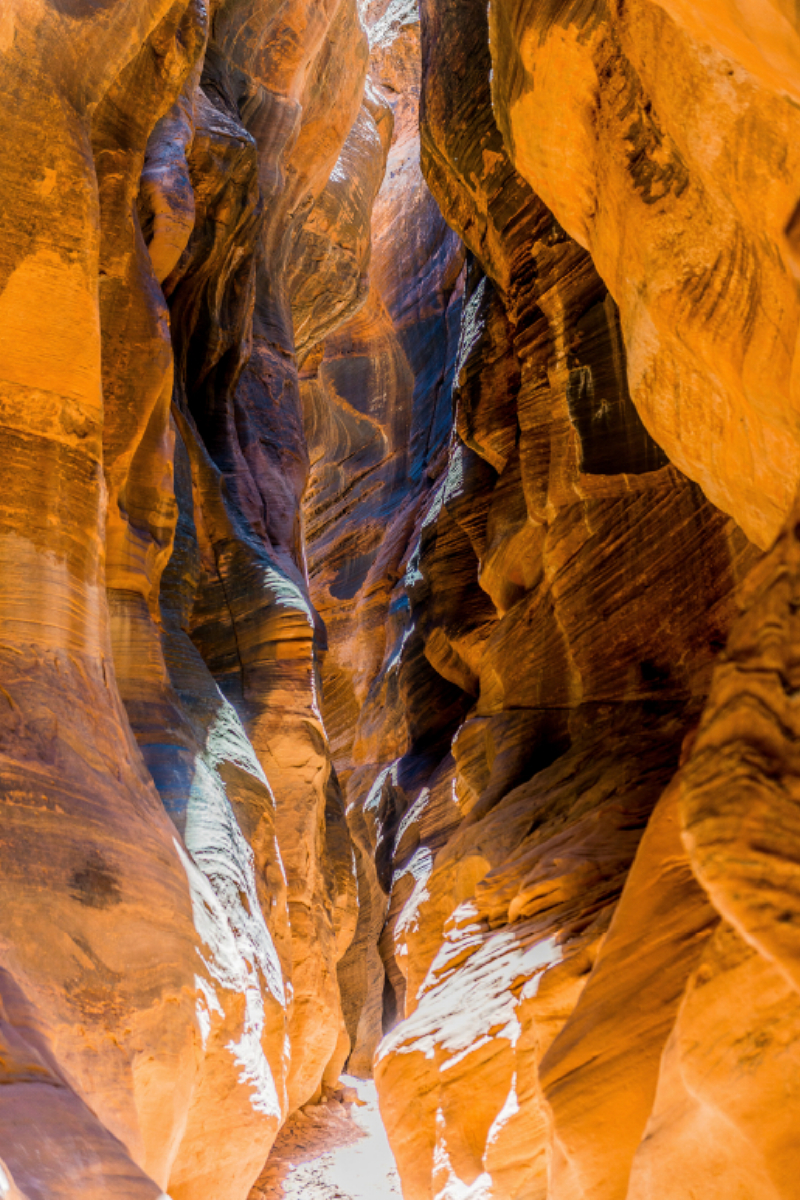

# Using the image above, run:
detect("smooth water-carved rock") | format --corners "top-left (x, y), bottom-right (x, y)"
top-left (347, 1), bottom-right (767, 1196)
top-left (0, 3), bottom-right (205, 1193)
top-left (2, 0), bottom-right (799, 1196)
top-left (300, 0), bottom-right (468, 1077)
top-left (489, 0), bottom-right (800, 548)
top-left (0, 0), bottom-right (377, 1193)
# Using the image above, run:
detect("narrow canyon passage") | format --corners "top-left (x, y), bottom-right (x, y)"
top-left (250, 1076), bottom-right (400, 1200)
top-left (1, 1), bottom-right (800, 1199)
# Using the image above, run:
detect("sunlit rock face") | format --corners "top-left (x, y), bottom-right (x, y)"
top-left (489, 0), bottom-right (800, 550)
top-left (292, 2), bottom-right (794, 1199)
top-left (338, 3), bottom-right (799, 1200)
top-left (0, 0), bottom-right (377, 1196)
top-left (289, 2), bottom-right (800, 1198)
top-left (0, 5), bottom-right (209, 1196)
top-left (3, 0), bottom-right (800, 1196)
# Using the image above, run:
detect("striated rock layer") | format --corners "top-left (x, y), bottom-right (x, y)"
top-left (489, 0), bottom-right (800, 550)
top-left (297, 4), bottom-right (800, 1200)
top-left (0, 0), bottom-right (381, 1196)
top-left (2, 0), bottom-right (800, 1197)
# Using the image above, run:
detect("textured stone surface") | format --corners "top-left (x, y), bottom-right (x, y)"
top-left (0, 0), bottom-right (375, 1195)
top-left (489, 0), bottom-right (800, 549)
top-left (0, 4), bottom-right (206, 1194)
top-left (2, 0), bottom-right (800, 1196)
top-left (301, 0), bottom-right (467, 1079)
top-left (357, 3), bottom-right (800, 1199)
top-left (311, 3), bottom-right (790, 1199)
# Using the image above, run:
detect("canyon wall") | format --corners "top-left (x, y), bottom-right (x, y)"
top-left (300, 3), bottom-right (800, 1200)
top-left (1, 0), bottom-right (800, 1198)
top-left (0, 1), bottom-right (378, 1196)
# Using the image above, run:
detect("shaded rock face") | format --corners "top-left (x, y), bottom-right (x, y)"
top-left (301, 0), bottom-right (468, 1078)
top-left (1, 1), bottom-right (800, 1200)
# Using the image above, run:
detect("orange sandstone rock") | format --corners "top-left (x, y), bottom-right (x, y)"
top-left (2, 1), bottom-right (799, 1198)
top-left (489, 0), bottom-right (800, 548)
top-left (0, 1), bottom-right (205, 1192)
top-left (0, 0), bottom-right (375, 1193)
top-left (350, 3), bottom-right (769, 1198)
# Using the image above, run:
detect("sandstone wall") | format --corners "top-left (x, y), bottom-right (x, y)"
top-left (489, 0), bottom-right (800, 550)
top-left (2, 0), bottom-right (800, 1197)
top-left (300, 0), bottom-right (467, 1078)
top-left (296, 4), bottom-right (800, 1200)
top-left (0, 1), bottom-right (381, 1196)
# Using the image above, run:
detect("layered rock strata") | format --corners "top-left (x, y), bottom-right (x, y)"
top-left (0, 1), bottom-right (383, 1196)
top-left (298, 4), bottom-right (800, 1200)
top-left (2, 0), bottom-right (800, 1198)
top-left (295, 0), bottom-right (466, 1079)
top-left (489, 0), bottom-right (800, 550)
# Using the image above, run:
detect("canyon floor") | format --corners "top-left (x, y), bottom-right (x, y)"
top-left (250, 1077), bottom-right (401, 1200)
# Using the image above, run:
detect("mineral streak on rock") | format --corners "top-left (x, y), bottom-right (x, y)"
top-left (299, 0), bottom-right (468, 1079)
top-left (1, 0), bottom-right (800, 1196)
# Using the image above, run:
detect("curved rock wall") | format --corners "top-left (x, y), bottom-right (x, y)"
top-left (489, 0), bottom-right (800, 550)
top-left (2, 0), bottom-right (800, 1197)
top-left (0, 1), bottom-right (379, 1196)
top-left (0, 5), bottom-right (210, 1195)
top-left (299, 1), bottom-right (469, 1083)
top-left (296, 4), bottom-right (800, 1200)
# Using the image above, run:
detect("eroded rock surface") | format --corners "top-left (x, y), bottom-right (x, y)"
top-left (0, 1), bottom-right (376, 1196)
top-left (489, 0), bottom-right (800, 549)
top-left (1, 0), bottom-right (800, 1197)
top-left (297, 3), bottom-right (800, 1200)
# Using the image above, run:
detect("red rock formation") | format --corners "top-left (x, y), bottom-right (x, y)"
top-left (296, 4), bottom-right (800, 1200)
top-left (350, 4), bottom-right (800, 1199)
top-left (489, 0), bottom-right (800, 549)
top-left (0, 4), bottom-right (206, 1194)
top-left (0, 0), bottom-right (378, 1195)
top-left (301, 0), bottom-right (467, 1077)
top-left (2, 0), bottom-right (800, 1197)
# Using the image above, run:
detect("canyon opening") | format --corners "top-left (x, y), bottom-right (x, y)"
top-left (1, 0), bottom-right (800, 1198)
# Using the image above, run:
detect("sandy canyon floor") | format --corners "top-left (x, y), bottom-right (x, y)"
top-left (250, 1077), bottom-right (401, 1200)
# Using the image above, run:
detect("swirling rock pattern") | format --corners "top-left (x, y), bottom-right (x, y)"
top-left (0, 0), bottom-right (376, 1196)
top-left (354, 3), bottom-right (799, 1199)
top-left (489, 0), bottom-right (800, 549)
top-left (2, 0), bottom-right (800, 1197)
top-left (298, 2), bottom-right (800, 1199)
top-left (298, 0), bottom-right (468, 1079)
top-left (0, 3), bottom-right (207, 1194)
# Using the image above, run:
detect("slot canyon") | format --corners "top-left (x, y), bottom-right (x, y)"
top-left (3, 0), bottom-right (800, 1196)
